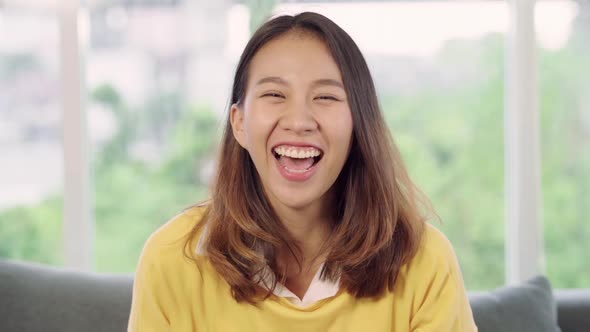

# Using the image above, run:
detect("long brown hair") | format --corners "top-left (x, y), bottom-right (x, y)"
top-left (185, 12), bottom-right (432, 304)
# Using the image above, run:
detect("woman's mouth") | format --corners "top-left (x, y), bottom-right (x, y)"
top-left (272, 145), bottom-right (323, 180)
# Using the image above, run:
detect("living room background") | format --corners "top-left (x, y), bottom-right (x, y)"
top-left (0, 0), bottom-right (588, 290)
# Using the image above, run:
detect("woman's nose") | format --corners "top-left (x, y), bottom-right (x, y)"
top-left (278, 100), bottom-right (318, 134)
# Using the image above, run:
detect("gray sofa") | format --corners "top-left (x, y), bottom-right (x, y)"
top-left (1, 260), bottom-right (589, 332)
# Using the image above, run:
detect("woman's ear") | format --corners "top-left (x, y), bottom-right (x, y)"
top-left (230, 103), bottom-right (247, 149)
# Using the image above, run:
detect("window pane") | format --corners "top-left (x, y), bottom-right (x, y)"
top-left (87, 1), bottom-right (227, 272)
top-left (0, 8), bottom-right (63, 265)
top-left (538, 0), bottom-right (590, 288)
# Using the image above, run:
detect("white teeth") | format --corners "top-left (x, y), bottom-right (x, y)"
top-left (273, 146), bottom-right (321, 159)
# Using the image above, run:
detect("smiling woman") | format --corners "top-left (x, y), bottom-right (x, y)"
top-left (128, 12), bottom-right (477, 332)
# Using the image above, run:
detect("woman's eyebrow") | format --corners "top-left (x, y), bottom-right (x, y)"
top-left (256, 76), bottom-right (288, 86)
top-left (312, 78), bottom-right (344, 89)
top-left (255, 77), bottom-right (344, 89)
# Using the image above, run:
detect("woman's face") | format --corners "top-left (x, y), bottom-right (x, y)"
top-left (231, 30), bottom-right (353, 215)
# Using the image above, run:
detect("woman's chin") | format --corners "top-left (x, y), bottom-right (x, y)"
top-left (261, 176), bottom-right (331, 213)
top-left (270, 188), bottom-right (324, 212)
top-left (276, 196), bottom-right (316, 211)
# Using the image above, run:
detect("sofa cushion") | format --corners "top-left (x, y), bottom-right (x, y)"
top-left (469, 275), bottom-right (561, 332)
top-left (0, 260), bottom-right (133, 332)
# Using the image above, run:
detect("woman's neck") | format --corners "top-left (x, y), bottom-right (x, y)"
top-left (266, 199), bottom-right (335, 299)
top-left (273, 205), bottom-right (332, 273)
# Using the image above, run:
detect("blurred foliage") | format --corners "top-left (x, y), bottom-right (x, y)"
top-left (89, 85), bottom-right (218, 271)
top-left (0, 11), bottom-right (588, 289)
top-left (382, 34), bottom-right (506, 290)
top-left (538, 35), bottom-right (590, 288)
top-left (0, 54), bottom-right (39, 79)
top-left (0, 197), bottom-right (62, 264)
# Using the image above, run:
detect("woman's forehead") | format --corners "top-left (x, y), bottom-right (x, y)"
top-left (247, 32), bottom-right (343, 86)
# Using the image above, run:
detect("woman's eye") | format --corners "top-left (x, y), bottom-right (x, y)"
top-left (262, 92), bottom-right (284, 98)
top-left (315, 95), bottom-right (339, 101)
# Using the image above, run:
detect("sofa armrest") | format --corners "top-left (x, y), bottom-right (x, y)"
top-left (554, 289), bottom-right (590, 332)
top-left (0, 260), bottom-right (133, 332)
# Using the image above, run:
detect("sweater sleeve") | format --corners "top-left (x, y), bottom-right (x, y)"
top-left (409, 226), bottom-right (478, 332)
top-left (127, 240), bottom-right (172, 332)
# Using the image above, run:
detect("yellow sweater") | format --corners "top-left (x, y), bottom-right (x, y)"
top-left (128, 207), bottom-right (477, 331)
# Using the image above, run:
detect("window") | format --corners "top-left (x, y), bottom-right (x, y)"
top-left (86, 1), bottom-right (224, 272)
top-left (0, 6), bottom-right (63, 265)
top-left (538, 0), bottom-right (590, 288)
top-left (83, 2), bottom-right (509, 287)
top-left (2, 0), bottom-right (586, 290)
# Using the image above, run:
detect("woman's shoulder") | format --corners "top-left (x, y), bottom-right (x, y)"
top-left (397, 223), bottom-right (475, 330)
top-left (132, 205), bottom-right (211, 312)
top-left (405, 223), bottom-right (460, 275)
top-left (141, 204), bottom-right (208, 260)
top-left (422, 223), bottom-right (456, 256)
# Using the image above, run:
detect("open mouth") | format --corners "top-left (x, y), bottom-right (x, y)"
top-left (272, 145), bottom-right (323, 173)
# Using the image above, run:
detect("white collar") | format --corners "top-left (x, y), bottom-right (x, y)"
top-left (269, 263), bottom-right (340, 306)
top-left (196, 225), bottom-right (340, 306)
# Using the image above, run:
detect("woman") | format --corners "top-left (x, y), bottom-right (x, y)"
top-left (128, 12), bottom-right (477, 332)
